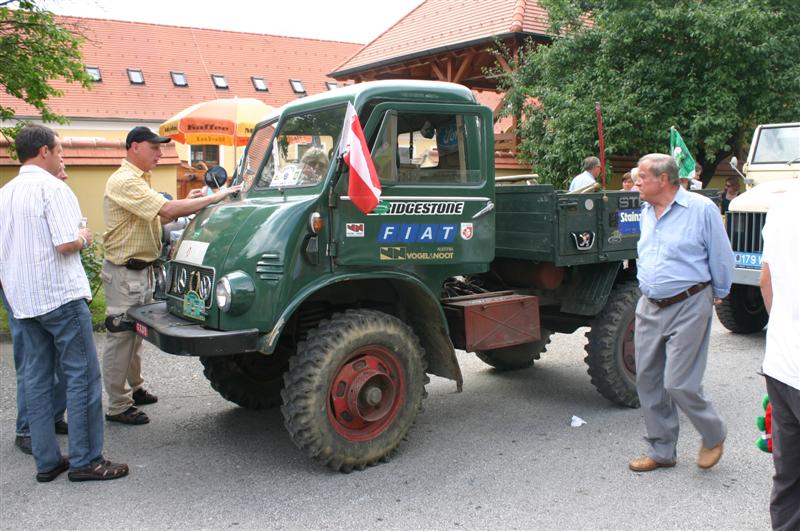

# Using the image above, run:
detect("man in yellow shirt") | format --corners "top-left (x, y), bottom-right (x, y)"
top-left (102, 127), bottom-right (240, 425)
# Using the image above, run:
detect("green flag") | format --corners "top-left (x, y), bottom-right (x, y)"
top-left (669, 126), bottom-right (696, 179)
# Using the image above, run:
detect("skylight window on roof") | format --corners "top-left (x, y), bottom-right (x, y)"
top-left (127, 69), bottom-right (144, 85)
top-left (86, 66), bottom-right (101, 82)
top-left (326, 82), bottom-right (338, 91)
top-left (251, 76), bottom-right (268, 92)
top-left (290, 79), bottom-right (306, 94)
top-left (212, 74), bottom-right (229, 89)
top-left (171, 71), bottom-right (188, 87)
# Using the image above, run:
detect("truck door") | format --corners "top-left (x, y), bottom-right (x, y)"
top-left (331, 102), bottom-right (495, 269)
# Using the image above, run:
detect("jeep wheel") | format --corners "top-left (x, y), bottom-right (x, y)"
top-left (200, 349), bottom-right (290, 410)
top-left (281, 309), bottom-right (427, 472)
top-left (475, 329), bottom-right (553, 371)
top-left (584, 282), bottom-right (640, 408)
top-left (715, 284), bottom-right (768, 334)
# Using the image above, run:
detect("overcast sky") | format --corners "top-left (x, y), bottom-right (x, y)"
top-left (40, 0), bottom-right (424, 43)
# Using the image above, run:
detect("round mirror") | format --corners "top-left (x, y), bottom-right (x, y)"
top-left (729, 156), bottom-right (738, 169)
top-left (204, 166), bottom-right (228, 189)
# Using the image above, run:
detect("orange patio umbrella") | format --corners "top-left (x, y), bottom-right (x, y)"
top-left (159, 97), bottom-right (274, 163)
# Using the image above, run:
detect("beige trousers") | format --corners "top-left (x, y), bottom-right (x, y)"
top-left (101, 261), bottom-right (152, 415)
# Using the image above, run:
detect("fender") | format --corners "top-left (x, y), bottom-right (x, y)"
top-left (256, 270), bottom-right (464, 389)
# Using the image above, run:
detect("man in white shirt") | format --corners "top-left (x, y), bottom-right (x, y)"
top-left (568, 156), bottom-right (601, 191)
top-left (0, 125), bottom-right (128, 483)
top-left (759, 187), bottom-right (800, 531)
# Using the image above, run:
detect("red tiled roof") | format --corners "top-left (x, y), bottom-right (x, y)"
top-left (0, 138), bottom-right (179, 166)
top-left (0, 17), bottom-right (362, 122)
top-left (332, 0), bottom-right (550, 77)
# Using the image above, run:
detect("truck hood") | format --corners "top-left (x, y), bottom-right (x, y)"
top-left (729, 179), bottom-right (800, 213)
top-left (173, 195), bottom-right (316, 269)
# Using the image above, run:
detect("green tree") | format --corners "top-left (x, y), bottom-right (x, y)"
top-left (499, 0), bottom-right (800, 187)
top-left (0, 0), bottom-right (92, 143)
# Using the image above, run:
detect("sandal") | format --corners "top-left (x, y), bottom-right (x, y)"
top-left (68, 459), bottom-right (129, 482)
top-left (105, 406), bottom-right (150, 425)
top-left (36, 456), bottom-right (69, 483)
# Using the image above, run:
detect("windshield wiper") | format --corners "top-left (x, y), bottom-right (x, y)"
top-left (786, 155), bottom-right (800, 165)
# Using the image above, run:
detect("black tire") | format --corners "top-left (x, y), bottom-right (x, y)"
top-left (584, 282), bottom-right (640, 408)
top-left (715, 284), bottom-right (768, 334)
top-left (281, 309), bottom-right (427, 472)
top-left (475, 329), bottom-right (553, 371)
top-left (200, 349), bottom-right (290, 410)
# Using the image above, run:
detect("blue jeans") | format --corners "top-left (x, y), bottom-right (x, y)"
top-left (1, 287), bottom-right (67, 436)
top-left (16, 299), bottom-right (104, 472)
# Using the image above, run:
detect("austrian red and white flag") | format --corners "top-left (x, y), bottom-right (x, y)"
top-left (340, 102), bottom-right (381, 213)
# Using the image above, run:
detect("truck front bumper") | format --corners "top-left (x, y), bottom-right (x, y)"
top-left (127, 302), bottom-right (260, 357)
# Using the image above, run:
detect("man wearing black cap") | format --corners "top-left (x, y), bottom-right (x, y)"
top-left (101, 127), bottom-right (240, 425)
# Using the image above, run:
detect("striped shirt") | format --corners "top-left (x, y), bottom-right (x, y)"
top-left (0, 165), bottom-right (90, 318)
top-left (103, 159), bottom-right (168, 264)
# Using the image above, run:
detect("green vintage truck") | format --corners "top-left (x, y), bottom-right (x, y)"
top-left (129, 80), bottom-right (642, 472)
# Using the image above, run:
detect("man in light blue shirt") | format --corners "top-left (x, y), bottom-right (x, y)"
top-left (568, 156), bottom-right (601, 191)
top-left (628, 153), bottom-right (733, 473)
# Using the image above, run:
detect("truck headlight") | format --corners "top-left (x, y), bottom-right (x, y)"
top-left (215, 277), bottom-right (232, 312)
top-left (214, 271), bottom-right (255, 315)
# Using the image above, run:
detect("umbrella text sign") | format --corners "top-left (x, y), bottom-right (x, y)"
top-left (160, 98), bottom-right (272, 147)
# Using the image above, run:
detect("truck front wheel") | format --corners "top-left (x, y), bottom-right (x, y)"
top-left (584, 282), bottom-right (640, 408)
top-left (714, 284), bottom-right (768, 334)
top-left (281, 309), bottom-right (428, 472)
top-left (475, 329), bottom-right (553, 371)
top-left (200, 350), bottom-right (290, 410)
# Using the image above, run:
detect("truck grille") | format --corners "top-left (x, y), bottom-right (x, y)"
top-left (726, 212), bottom-right (766, 253)
top-left (168, 262), bottom-right (215, 308)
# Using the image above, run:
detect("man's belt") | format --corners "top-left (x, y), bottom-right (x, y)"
top-left (124, 258), bottom-right (155, 270)
top-left (648, 282), bottom-right (710, 309)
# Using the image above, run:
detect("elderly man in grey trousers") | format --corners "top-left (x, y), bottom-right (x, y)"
top-left (629, 153), bottom-right (734, 473)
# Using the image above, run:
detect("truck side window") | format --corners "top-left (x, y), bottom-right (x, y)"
top-left (371, 111), bottom-right (483, 186)
top-left (240, 121), bottom-right (276, 191)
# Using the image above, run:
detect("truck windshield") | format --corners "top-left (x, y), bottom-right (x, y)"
top-left (242, 105), bottom-right (347, 191)
top-left (752, 125), bottom-right (800, 164)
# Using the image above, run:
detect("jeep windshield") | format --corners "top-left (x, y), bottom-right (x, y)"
top-left (751, 124), bottom-right (800, 164)
top-left (239, 105), bottom-right (347, 192)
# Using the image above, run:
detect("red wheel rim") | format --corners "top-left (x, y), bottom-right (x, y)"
top-left (327, 345), bottom-right (406, 442)
top-left (622, 318), bottom-right (636, 379)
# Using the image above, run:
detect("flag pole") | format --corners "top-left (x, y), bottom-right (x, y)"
top-left (595, 101), bottom-right (606, 189)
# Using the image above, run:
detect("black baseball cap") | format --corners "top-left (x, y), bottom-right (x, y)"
top-left (126, 126), bottom-right (170, 149)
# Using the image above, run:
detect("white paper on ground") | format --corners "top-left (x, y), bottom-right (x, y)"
top-left (570, 415), bottom-right (587, 427)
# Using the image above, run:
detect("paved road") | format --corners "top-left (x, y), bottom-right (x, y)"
top-left (0, 316), bottom-right (772, 530)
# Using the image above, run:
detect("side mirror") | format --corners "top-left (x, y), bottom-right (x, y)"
top-left (728, 156), bottom-right (746, 179)
top-left (204, 166), bottom-right (228, 189)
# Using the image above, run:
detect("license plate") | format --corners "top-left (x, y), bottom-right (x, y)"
top-left (135, 322), bottom-right (148, 338)
top-left (734, 251), bottom-right (762, 270)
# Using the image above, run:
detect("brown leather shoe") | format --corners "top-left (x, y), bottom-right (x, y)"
top-left (629, 455), bottom-right (676, 472)
top-left (698, 442), bottom-right (724, 469)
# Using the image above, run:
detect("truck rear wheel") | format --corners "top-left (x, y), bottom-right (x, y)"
top-left (200, 350), bottom-right (290, 410)
top-left (584, 282), bottom-right (640, 408)
top-left (281, 309), bottom-right (427, 472)
top-left (715, 284), bottom-right (768, 334)
top-left (475, 330), bottom-right (552, 371)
